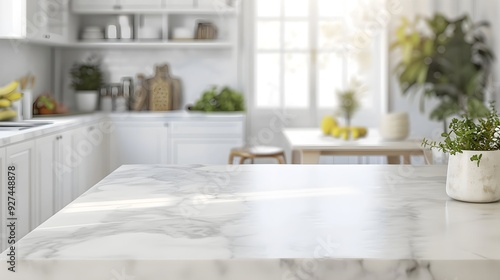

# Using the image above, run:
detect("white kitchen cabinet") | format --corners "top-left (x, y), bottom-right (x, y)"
top-left (36, 130), bottom-right (76, 220)
top-left (73, 123), bottom-right (110, 196)
top-left (0, 0), bottom-right (25, 38)
top-left (109, 122), bottom-right (169, 171)
top-left (169, 121), bottom-right (244, 164)
top-left (5, 141), bottom-right (36, 242)
top-left (26, 0), bottom-right (75, 43)
top-left (73, 0), bottom-right (162, 12)
top-left (171, 138), bottom-right (242, 164)
top-left (120, 0), bottom-right (163, 9)
top-left (72, 0), bottom-right (117, 11)
top-left (0, 148), bottom-right (6, 252)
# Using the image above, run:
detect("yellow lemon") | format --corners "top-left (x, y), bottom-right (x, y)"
top-left (321, 116), bottom-right (337, 135)
top-left (351, 129), bottom-right (360, 139)
top-left (341, 130), bottom-right (349, 140)
top-left (331, 126), bottom-right (342, 138)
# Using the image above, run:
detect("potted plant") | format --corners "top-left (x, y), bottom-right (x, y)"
top-left (423, 103), bottom-right (500, 203)
top-left (70, 57), bottom-right (103, 112)
top-left (336, 79), bottom-right (365, 128)
top-left (391, 13), bottom-right (494, 132)
top-left (189, 86), bottom-right (245, 112)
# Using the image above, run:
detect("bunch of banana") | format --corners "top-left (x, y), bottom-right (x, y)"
top-left (0, 81), bottom-right (22, 121)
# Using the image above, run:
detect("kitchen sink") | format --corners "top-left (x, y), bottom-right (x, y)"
top-left (0, 121), bottom-right (53, 130)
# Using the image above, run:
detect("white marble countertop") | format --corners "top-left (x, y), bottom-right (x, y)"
top-left (1, 165), bottom-right (499, 280)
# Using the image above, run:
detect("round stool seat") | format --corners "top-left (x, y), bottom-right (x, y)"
top-left (229, 146), bottom-right (286, 164)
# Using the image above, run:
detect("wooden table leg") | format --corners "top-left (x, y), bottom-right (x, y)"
top-left (302, 151), bottom-right (321, 164)
top-left (403, 154), bottom-right (411, 164)
top-left (387, 155), bottom-right (400, 164)
top-left (292, 150), bottom-right (301, 164)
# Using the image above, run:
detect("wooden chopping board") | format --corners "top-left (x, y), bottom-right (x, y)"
top-left (148, 65), bottom-right (173, 111)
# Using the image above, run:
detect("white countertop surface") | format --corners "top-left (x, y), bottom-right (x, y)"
top-left (2, 164), bottom-right (499, 280)
top-left (0, 111), bottom-right (245, 147)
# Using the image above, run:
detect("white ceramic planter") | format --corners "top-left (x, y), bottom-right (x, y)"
top-left (75, 90), bottom-right (98, 112)
top-left (446, 150), bottom-right (500, 203)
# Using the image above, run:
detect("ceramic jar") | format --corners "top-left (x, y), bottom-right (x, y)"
top-left (379, 112), bottom-right (410, 141)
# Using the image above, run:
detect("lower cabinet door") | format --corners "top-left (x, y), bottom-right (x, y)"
top-left (5, 141), bottom-right (36, 241)
top-left (72, 123), bottom-right (110, 197)
top-left (170, 138), bottom-right (243, 164)
top-left (35, 134), bottom-right (58, 223)
top-left (0, 148), bottom-right (5, 252)
top-left (109, 122), bottom-right (168, 171)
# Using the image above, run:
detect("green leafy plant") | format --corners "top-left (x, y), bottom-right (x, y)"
top-left (422, 103), bottom-right (500, 166)
top-left (70, 58), bottom-right (103, 91)
top-left (336, 79), bottom-right (365, 127)
top-left (192, 86), bottom-right (245, 112)
top-left (391, 13), bottom-right (494, 128)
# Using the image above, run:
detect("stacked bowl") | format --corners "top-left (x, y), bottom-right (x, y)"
top-left (379, 112), bottom-right (410, 141)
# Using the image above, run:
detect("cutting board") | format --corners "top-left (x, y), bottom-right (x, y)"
top-left (148, 65), bottom-right (173, 111)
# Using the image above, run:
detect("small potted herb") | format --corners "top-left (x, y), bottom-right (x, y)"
top-left (70, 57), bottom-right (103, 112)
top-left (422, 103), bottom-right (500, 203)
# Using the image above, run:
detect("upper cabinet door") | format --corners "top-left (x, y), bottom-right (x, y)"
top-left (120, 0), bottom-right (163, 9)
top-left (73, 0), bottom-right (162, 12)
top-left (72, 0), bottom-right (118, 11)
top-left (24, 0), bottom-right (73, 43)
top-left (0, 0), bottom-right (26, 38)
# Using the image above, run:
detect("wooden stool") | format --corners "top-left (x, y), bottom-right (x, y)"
top-left (228, 146), bottom-right (286, 164)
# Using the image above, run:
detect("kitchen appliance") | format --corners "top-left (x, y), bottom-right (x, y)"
top-left (121, 77), bottom-right (134, 110)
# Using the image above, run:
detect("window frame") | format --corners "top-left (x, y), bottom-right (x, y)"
top-left (248, 0), bottom-right (389, 119)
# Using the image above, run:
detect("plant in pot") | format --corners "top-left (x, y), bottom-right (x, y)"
top-left (391, 13), bottom-right (494, 132)
top-left (70, 58), bottom-right (103, 112)
top-left (423, 103), bottom-right (500, 203)
top-left (336, 78), bottom-right (365, 128)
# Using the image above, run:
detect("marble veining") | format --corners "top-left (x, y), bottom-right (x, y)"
top-left (1, 165), bottom-right (500, 280)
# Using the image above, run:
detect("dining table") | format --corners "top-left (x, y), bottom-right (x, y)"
top-left (282, 128), bottom-right (430, 164)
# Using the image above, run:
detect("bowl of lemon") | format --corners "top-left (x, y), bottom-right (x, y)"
top-left (321, 116), bottom-right (368, 140)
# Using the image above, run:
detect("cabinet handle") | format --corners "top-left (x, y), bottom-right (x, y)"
top-left (113, 5), bottom-right (122, 9)
top-left (164, 123), bottom-right (169, 127)
top-left (44, 34), bottom-right (51, 39)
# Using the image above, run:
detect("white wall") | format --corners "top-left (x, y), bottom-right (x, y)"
top-left (0, 41), bottom-right (52, 97)
top-left (58, 48), bottom-right (237, 109)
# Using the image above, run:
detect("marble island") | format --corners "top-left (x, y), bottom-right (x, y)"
top-left (1, 165), bottom-right (500, 280)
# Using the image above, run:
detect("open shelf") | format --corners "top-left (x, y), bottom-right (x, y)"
top-left (72, 8), bottom-right (237, 15)
top-left (63, 40), bottom-right (233, 49)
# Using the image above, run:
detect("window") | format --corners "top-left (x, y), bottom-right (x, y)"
top-left (254, 0), bottom-right (387, 113)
